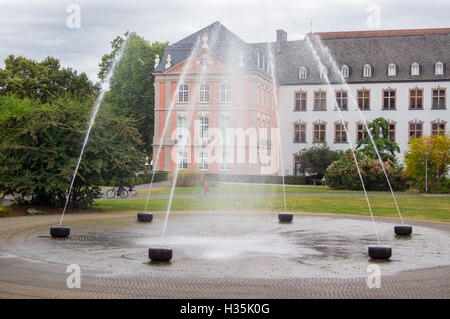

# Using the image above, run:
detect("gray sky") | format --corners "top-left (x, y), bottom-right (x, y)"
top-left (1, 0), bottom-right (448, 82)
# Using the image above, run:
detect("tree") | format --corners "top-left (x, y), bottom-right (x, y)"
top-left (324, 150), bottom-right (407, 191)
top-left (356, 117), bottom-right (400, 162)
top-left (295, 144), bottom-right (341, 178)
top-left (0, 95), bottom-right (144, 208)
top-left (98, 32), bottom-right (168, 154)
top-left (0, 55), bottom-right (97, 103)
top-left (404, 134), bottom-right (450, 192)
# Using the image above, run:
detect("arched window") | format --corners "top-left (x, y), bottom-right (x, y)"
top-left (411, 62), bottom-right (420, 76)
top-left (363, 64), bottom-right (372, 77)
top-left (388, 63), bottom-right (396, 77)
top-left (435, 61), bottom-right (444, 75)
top-left (299, 66), bottom-right (307, 79)
top-left (341, 65), bottom-right (349, 78)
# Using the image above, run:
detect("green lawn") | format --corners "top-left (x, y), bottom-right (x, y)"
top-left (95, 194), bottom-right (450, 222)
top-left (136, 182), bottom-right (413, 195)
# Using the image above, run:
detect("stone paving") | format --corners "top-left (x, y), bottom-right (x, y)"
top-left (0, 211), bottom-right (449, 298)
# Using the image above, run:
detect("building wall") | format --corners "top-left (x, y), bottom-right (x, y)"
top-left (279, 81), bottom-right (449, 175)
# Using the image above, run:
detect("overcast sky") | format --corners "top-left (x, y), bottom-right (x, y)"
top-left (1, 0), bottom-right (448, 82)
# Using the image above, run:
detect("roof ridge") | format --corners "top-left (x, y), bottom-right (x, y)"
top-left (313, 28), bottom-right (450, 40)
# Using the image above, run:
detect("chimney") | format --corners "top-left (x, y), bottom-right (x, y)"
top-left (276, 29), bottom-right (287, 53)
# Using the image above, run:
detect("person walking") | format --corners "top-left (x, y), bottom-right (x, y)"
top-left (202, 181), bottom-right (210, 196)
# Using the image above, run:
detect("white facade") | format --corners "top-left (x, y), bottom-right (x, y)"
top-left (279, 81), bottom-right (449, 175)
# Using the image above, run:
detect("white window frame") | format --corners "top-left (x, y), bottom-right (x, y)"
top-left (435, 62), bottom-right (444, 75)
top-left (178, 151), bottom-right (188, 170)
top-left (388, 63), bottom-right (396, 77)
top-left (341, 65), bottom-right (349, 78)
top-left (219, 116), bottom-right (231, 145)
top-left (411, 62), bottom-right (420, 76)
top-left (197, 150), bottom-right (209, 170)
top-left (178, 84), bottom-right (189, 102)
top-left (199, 116), bottom-right (209, 139)
top-left (177, 116), bottom-right (188, 140)
top-left (299, 66), bottom-right (307, 79)
top-left (320, 66), bottom-right (328, 79)
top-left (363, 64), bottom-right (372, 77)
top-left (199, 83), bottom-right (210, 102)
top-left (220, 83), bottom-right (232, 103)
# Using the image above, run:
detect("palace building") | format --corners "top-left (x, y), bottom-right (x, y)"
top-left (153, 22), bottom-right (449, 176)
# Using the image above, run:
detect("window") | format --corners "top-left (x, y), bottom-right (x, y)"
top-left (432, 88), bottom-right (446, 109)
top-left (219, 150), bottom-right (231, 171)
top-left (220, 83), bottom-right (232, 103)
top-left (178, 151), bottom-right (188, 170)
top-left (431, 121), bottom-right (446, 136)
top-left (383, 89), bottom-right (396, 110)
top-left (357, 123), bottom-right (368, 142)
top-left (178, 84), bottom-right (189, 102)
top-left (409, 88), bottom-right (423, 109)
top-left (320, 66), bottom-right (328, 79)
top-left (177, 116), bottom-right (188, 140)
top-left (299, 66), bottom-right (307, 79)
top-left (411, 62), bottom-right (420, 76)
top-left (314, 90), bottom-right (327, 111)
top-left (257, 86), bottom-right (261, 105)
top-left (388, 122), bottom-right (396, 141)
top-left (388, 63), bottom-right (396, 77)
top-left (199, 83), bottom-right (210, 102)
top-left (294, 122), bottom-right (306, 143)
top-left (198, 56), bottom-right (211, 70)
top-left (294, 91), bottom-right (307, 111)
top-left (219, 116), bottom-right (231, 145)
top-left (409, 121), bottom-right (423, 139)
top-left (313, 122), bottom-right (326, 143)
top-left (435, 62), bottom-right (444, 75)
top-left (197, 150), bottom-right (209, 170)
top-left (357, 89), bottom-right (370, 110)
top-left (341, 65), bottom-right (349, 78)
top-left (199, 117), bottom-right (209, 139)
top-left (334, 122), bottom-right (347, 143)
top-left (363, 64), bottom-right (372, 77)
top-left (336, 90), bottom-right (348, 110)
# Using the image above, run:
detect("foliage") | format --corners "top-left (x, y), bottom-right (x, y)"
top-left (0, 55), bottom-right (98, 103)
top-left (99, 32), bottom-right (168, 154)
top-left (169, 170), bottom-right (205, 187)
top-left (0, 206), bottom-right (12, 217)
top-left (27, 208), bottom-right (43, 215)
top-left (295, 144), bottom-right (341, 178)
top-left (134, 171), bottom-right (169, 185)
top-left (324, 151), bottom-right (407, 191)
top-left (404, 134), bottom-right (450, 193)
top-left (0, 96), bottom-right (144, 208)
top-left (356, 117), bottom-right (400, 162)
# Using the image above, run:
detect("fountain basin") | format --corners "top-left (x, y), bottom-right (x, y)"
top-left (137, 212), bottom-right (153, 222)
top-left (368, 246), bottom-right (392, 260)
top-left (278, 213), bottom-right (293, 223)
top-left (50, 225), bottom-right (70, 238)
top-left (394, 225), bottom-right (413, 236)
top-left (149, 247), bottom-right (172, 262)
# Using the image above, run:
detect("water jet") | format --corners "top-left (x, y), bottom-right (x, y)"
top-left (137, 212), bottom-right (153, 222)
top-left (50, 225), bottom-right (70, 238)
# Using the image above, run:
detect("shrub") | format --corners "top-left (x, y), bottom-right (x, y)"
top-left (0, 206), bottom-right (12, 217)
top-left (169, 170), bottom-right (205, 187)
top-left (134, 171), bottom-right (169, 185)
top-left (27, 208), bottom-right (43, 215)
top-left (324, 151), bottom-right (407, 191)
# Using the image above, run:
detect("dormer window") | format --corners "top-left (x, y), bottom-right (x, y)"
top-left (388, 63), bottom-right (396, 77)
top-left (198, 56), bottom-right (212, 70)
top-left (341, 65), bottom-right (349, 78)
top-left (363, 64), bottom-right (372, 77)
top-left (320, 66), bottom-right (328, 79)
top-left (411, 62), bottom-right (420, 76)
top-left (435, 62), bottom-right (444, 75)
top-left (299, 66), bottom-right (307, 79)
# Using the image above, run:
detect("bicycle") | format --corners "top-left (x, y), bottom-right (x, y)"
top-left (106, 187), bottom-right (129, 199)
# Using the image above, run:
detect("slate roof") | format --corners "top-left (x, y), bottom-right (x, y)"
top-left (155, 22), bottom-right (450, 85)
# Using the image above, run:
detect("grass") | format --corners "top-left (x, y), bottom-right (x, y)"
top-left (95, 194), bottom-right (450, 222)
top-left (135, 182), bottom-right (413, 196)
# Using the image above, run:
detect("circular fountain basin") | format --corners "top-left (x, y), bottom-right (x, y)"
top-left (149, 247), bottom-right (172, 262)
top-left (50, 225), bottom-right (70, 238)
top-left (278, 212), bottom-right (293, 223)
top-left (137, 212), bottom-right (153, 222)
top-left (368, 246), bottom-right (392, 260)
top-left (394, 225), bottom-right (413, 236)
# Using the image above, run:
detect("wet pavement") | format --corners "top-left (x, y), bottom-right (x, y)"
top-left (0, 211), bottom-right (449, 298)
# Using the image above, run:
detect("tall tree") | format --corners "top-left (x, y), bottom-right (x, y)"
top-left (295, 144), bottom-right (341, 178)
top-left (0, 55), bottom-right (97, 103)
top-left (98, 32), bottom-right (167, 154)
top-left (356, 117), bottom-right (400, 162)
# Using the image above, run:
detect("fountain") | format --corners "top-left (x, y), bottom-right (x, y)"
top-left (51, 35), bottom-right (131, 238)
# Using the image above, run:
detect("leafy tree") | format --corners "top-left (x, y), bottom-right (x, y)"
top-left (0, 95), bottom-right (144, 207)
top-left (404, 134), bottom-right (450, 192)
top-left (0, 55), bottom-right (97, 103)
top-left (295, 143), bottom-right (341, 178)
top-left (98, 32), bottom-right (168, 154)
top-left (324, 150), bottom-right (407, 191)
top-left (356, 117), bottom-right (400, 162)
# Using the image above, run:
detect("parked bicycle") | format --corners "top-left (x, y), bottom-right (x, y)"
top-left (105, 186), bottom-right (137, 199)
